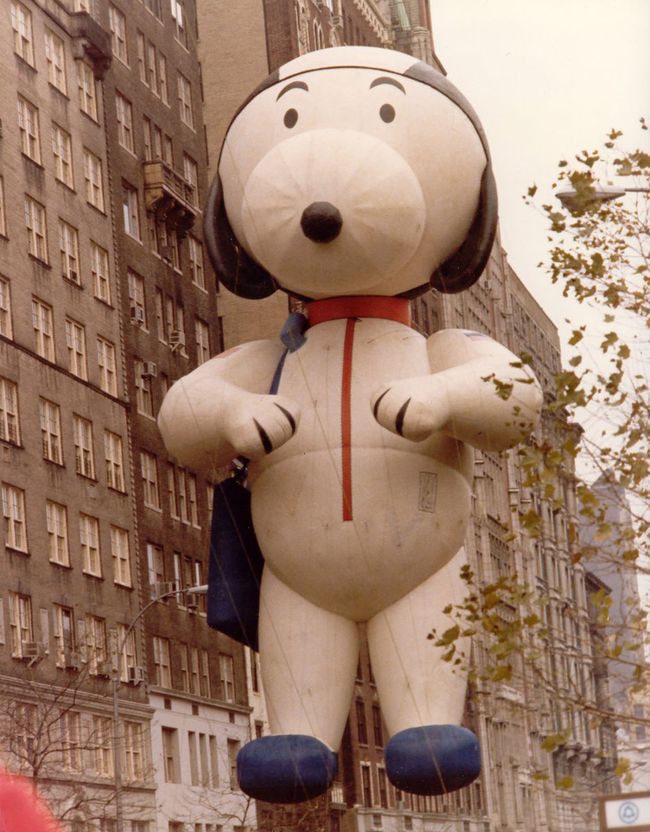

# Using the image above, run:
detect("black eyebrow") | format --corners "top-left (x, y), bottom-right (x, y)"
top-left (276, 81), bottom-right (309, 101)
top-left (370, 76), bottom-right (406, 94)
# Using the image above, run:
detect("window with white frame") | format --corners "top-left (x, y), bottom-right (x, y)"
top-left (158, 52), bottom-right (168, 104)
top-left (97, 337), bottom-right (117, 395)
top-left (111, 525), bottom-right (131, 585)
top-left (122, 183), bottom-right (140, 239)
top-left (134, 360), bottom-right (154, 417)
top-left (162, 726), bottom-right (179, 782)
top-left (91, 242), bottom-right (111, 303)
top-left (52, 124), bottom-right (74, 188)
top-left (0, 278), bottom-right (12, 338)
top-left (140, 451), bottom-right (161, 510)
top-left (146, 542), bottom-right (165, 597)
top-left (2, 483), bottom-right (27, 552)
top-left (46, 500), bottom-right (70, 566)
top-left (109, 4), bottom-right (128, 64)
top-left (73, 414), bottom-right (95, 478)
top-left (86, 614), bottom-right (107, 674)
top-left (83, 149), bottom-right (104, 211)
top-left (171, 0), bottom-right (187, 46)
top-left (0, 378), bottom-right (20, 446)
top-left (188, 236), bottom-right (205, 289)
top-left (65, 318), bottom-right (88, 379)
top-left (92, 715), bottom-right (114, 776)
top-left (153, 636), bottom-right (171, 687)
top-left (31, 297), bottom-right (55, 361)
top-left (40, 398), bottom-right (63, 464)
top-left (167, 464), bottom-right (179, 518)
top-left (116, 92), bottom-right (134, 153)
top-left (195, 318), bottom-right (210, 365)
top-left (165, 296), bottom-right (185, 347)
top-left (187, 473), bottom-right (199, 527)
top-left (200, 649), bottom-right (210, 697)
top-left (116, 622), bottom-right (137, 682)
top-left (179, 643), bottom-right (189, 691)
top-left (17, 97), bottom-right (41, 163)
top-left (53, 604), bottom-right (75, 667)
top-left (146, 40), bottom-right (159, 93)
top-left (25, 196), bottom-right (48, 261)
top-left (177, 73), bottom-right (194, 129)
top-left (45, 29), bottom-right (67, 93)
top-left (8, 592), bottom-right (33, 657)
top-left (182, 153), bottom-right (198, 208)
top-left (105, 431), bottom-right (125, 492)
top-left (219, 653), bottom-right (235, 702)
top-left (80, 513), bottom-right (101, 576)
top-left (136, 31), bottom-right (146, 84)
top-left (124, 721), bottom-right (146, 781)
top-left (127, 269), bottom-right (147, 325)
top-left (189, 646), bottom-right (200, 694)
top-left (227, 739), bottom-right (240, 788)
top-left (61, 710), bottom-right (82, 771)
top-left (77, 60), bottom-right (98, 120)
top-left (11, 2), bottom-right (34, 66)
top-left (59, 219), bottom-right (80, 283)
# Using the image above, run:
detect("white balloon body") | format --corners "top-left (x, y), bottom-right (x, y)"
top-left (158, 46), bottom-right (543, 768)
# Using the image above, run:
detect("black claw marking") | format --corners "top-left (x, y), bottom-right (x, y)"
top-left (373, 388), bottom-right (391, 420)
top-left (253, 419), bottom-right (273, 454)
top-left (274, 403), bottom-right (297, 435)
top-left (395, 398), bottom-right (411, 437)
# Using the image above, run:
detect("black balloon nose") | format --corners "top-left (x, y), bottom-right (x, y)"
top-left (300, 201), bottom-right (343, 243)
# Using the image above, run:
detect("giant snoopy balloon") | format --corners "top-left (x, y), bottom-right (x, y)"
top-left (158, 47), bottom-right (542, 803)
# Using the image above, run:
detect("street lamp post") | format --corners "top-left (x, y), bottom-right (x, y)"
top-left (111, 584), bottom-right (208, 832)
top-left (556, 184), bottom-right (650, 212)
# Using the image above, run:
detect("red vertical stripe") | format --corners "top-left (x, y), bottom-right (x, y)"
top-left (341, 318), bottom-right (356, 521)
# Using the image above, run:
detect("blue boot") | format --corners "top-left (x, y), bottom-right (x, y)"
top-left (385, 725), bottom-right (480, 795)
top-left (237, 734), bottom-right (338, 803)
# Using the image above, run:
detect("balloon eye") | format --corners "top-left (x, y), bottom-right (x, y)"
top-left (284, 108), bottom-right (298, 128)
top-left (379, 103), bottom-right (395, 123)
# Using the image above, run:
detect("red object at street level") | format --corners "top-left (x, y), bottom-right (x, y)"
top-left (0, 770), bottom-right (62, 832)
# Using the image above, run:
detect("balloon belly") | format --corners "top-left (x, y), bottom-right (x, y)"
top-left (251, 448), bottom-right (470, 621)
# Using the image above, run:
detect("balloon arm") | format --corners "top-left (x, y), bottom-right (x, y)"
top-left (157, 340), bottom-right (301, 470)
top-left (372, 329), bottom-right (542, 450)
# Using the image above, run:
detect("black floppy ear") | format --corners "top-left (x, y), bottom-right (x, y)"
top-left (203, 174), bottom-right (278, 300)
top-left (430, 164), bottom-right (498, 294)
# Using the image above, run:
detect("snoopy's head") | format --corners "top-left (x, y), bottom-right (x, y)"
top-left (205, 46), bottom-right (497, 301)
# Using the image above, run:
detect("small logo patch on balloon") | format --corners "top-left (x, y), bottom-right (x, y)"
top-left (418, 472), bottom-right (437, 513)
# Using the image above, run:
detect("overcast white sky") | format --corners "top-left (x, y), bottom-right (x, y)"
top-left (429, 0), bottom-right (649, 328)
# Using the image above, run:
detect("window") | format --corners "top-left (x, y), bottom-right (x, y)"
top-left (46, 500), bottom-right (70, 566)
top-left (128, 270), bottom-right (147, 326)
top-left (195, 318), bottom-right (210, 365)
top-left (183, 154), bottom-right (198, 208)
top-left (124, 721), bottom-right (145, 781)
top-left (162, 727), bottom-right (180, 782)
top-left (135, 360), bottom-right (154, 417)
top-left (17, 97), bottom-right (41, 163)
top-left (53, 604), bottom-right (75, 667)
top-left (141, 452), bottom-right (161, 510)
top-left (86, 615), bottom-right (107, 674)
top-left (80, 513), bottom-right (101, 575)
top-left (153, 637), bottom-right (171, 687)
top-left (158, 53), bottom-right (168, 104)
top-left (45, 29), bottom-right (67, 92)
top-left (178, 643), bottom-right (189, 691)
top-left (2, 484), bottom-right (27, 552)
top-left (171, 0), bottom-right (187, 46)
top-left (136, 31), bottom-right (147, 84)
top-left (91, 242), bottom-right (111, 303)
top-left (377, 767), bottom-right (388, 809)
top-left (32, 297), bottom-right (55, 360)
top-left (0, 378), bottom-right (20, 445)
top-left (219, 654), bottom-right (235, 703)
top-left (105, 431), bottom-right (125, 492)
top-left (145, 0), bottom-right (162, 17)
top-left (52, 124), bottom-right (74, 188)
top-left (116, 92), bottom-right (134, 153)
top-left (25, 196), bottom-right (48, 261)
top-left (0, 178), bottom-right (6, 237)
top-left (73, 415), bottom-right (95, 478)
top-left (111, 525), bottom-right (131, 586)
top-left (77, 61), bottom-right (98, 120)
top-left (40, 399), bottom-right (63, 464)
top-left (356, 700), bottom-right (368, 745)
top-left (109, 5), bottom-right (128, 64)
top-left (189, 236), bottom-right (205, 289)
top-left (122, 183), bottom-right (140, 239)
top-left (190, 647), bottom-right (200, 694)
top-left (360, 763), bottom-right (372, 808)
top-left (83, 149), bottom-right (104, 211)
top-left (92, 715), bottom-right (114, 776)
top-left (11, 2), bottom-right (34, 66)
top-left (165, 296), bottom-right (185, 349)
top-left (177, 73), bottom-right (194, 128)
top-left (59, 220), bottom-right (80, 283)
top-left (0, 278), bottom-right (12, 338)
top-left (65, 318), bottom-right (88, 379)
top-left (227, 739), bottom-right (240, 788)
top-left (8, 592), bottom-right (33, 657)
top-left (200, 650), bottom-right (210, 697)
top-left (372, 705), bottom-right (384, 747)
top-left (147, 543), bottom-right (165, 597)
top-left (117, 623), bottom-right (137, 682)
top-left (147, 42), bottom-right (159, 93)
top-left (97, 337), bottom-right (117, 395)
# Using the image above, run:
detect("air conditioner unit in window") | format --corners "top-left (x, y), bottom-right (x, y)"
top-left (128, 665), bottom-right (145, 686)
top-left (130, 305), bottom-right (145, 325)
top-left (64, 649), bottom-right (81, 671)
top-left (159, 245), bottom-right (173, 261)
top-left (68, 270), bottom-right (79, 283)
top-left (141, 361), bottom-right (157, 378)
top-left (22, 641), bottom-right (46, 662)
top-left (151, 580), bottom-right (179, 599)
top-left (96, 661), bottom-right (113, 678)
top-left (185, 593), bottom-right (199, 612)
top-left (169, 330), bottom-right (185, 351)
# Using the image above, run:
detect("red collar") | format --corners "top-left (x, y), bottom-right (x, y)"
top-left (307, 296), bottom-right (411, 327)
